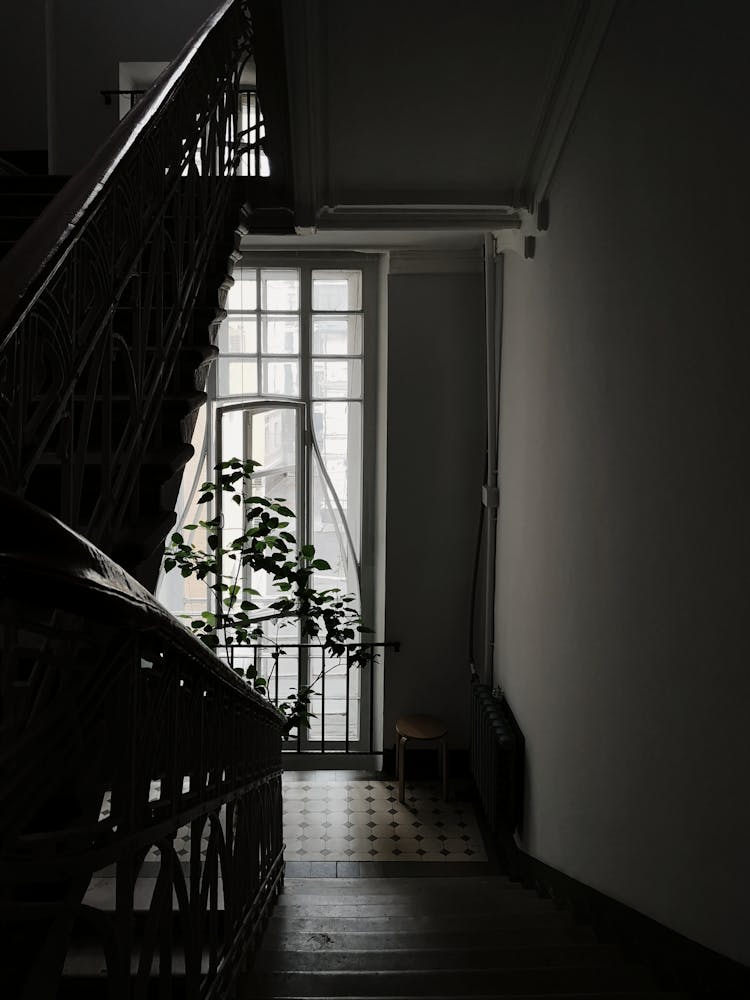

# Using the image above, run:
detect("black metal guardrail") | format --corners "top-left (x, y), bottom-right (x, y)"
top-left (0, 490), bottom-right (285, 998)
top-left (0, 0), bottom-right (257, 558)
top-left (227, 641), bottom-right (400, 754)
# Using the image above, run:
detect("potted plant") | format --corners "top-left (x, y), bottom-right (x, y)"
top-left (162, 458), bottom-right (370, 735)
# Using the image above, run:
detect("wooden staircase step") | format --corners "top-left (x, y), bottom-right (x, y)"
top-left (0, 216), bottom-right (42, 240)
top-left (262, 926), bottom-right (600, 952)
top-left (241, 994), bottom-right (687, 1000)
top-left (272, 897), bottom-right (564, 918)
top-left (246, 964), bottom-right (657, 997)
top-left (0, 192), bottom-right (65, 215)
top-left (267, 912), bottom-right (580, 934)
top-left (263, 918), bottom-right (597, 951)
top-left (282, 877), bottom-right (524, 895)
top-left (0, 175), bottom-right (71, 261)
top-left (253, 944), bottom-right (626, 973)
top-left (0, 174), bottom-right (69, 193)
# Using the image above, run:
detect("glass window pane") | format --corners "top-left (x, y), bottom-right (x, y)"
top-left (312, 315), bottom-right (363, 355)
top-left (246, 406), bottom-right (300, 636)
top-left (225, 268), bottom-right (257, 310)
top-left (312, 360), bottom-right (362, 399)
top-left (248, 406), bottom-right (299, 534)
top-left (217, 357), bottom-right (258, 396)
top-left (220, 408), bottom-right (245, 538)
top-left (312, 402), bottom-right (362, 558)
top-left (262, 315), bottom-right (299, 354)
top-left (312, 270), bottom-right (362, 311)
top-left (156, 410), bottom-right (211, 618)
top-left (219, 316), bottom-right (257, 354)
top-left (261, 268), bottom-right (299, 311)
top-left (262, 358), bottom-right (300, 396)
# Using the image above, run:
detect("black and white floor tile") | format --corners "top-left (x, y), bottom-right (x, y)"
top-left (98, 771), bottom-right (489, 865)
top-left (283, 776), bottom-right (487, 862)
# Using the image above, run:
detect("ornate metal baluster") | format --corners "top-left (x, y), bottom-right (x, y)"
top-left (0, 495), bottom-right (285, 998)
top-left (0, 0), bottom-right (260, 576)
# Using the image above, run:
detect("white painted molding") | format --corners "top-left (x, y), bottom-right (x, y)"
top-left (316, 204), bottom-right (522, 231)
top-left (389, 249), bottom-right (484, 275)
top-left (519, 0), bottom-right (618, 209)
top-left (493, 207), bottom-right (544, 261)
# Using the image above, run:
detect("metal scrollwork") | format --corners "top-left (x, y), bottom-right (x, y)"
top-left (0, 0), bottom-right (257, 565)
top-left (0, 494), bottom-right (285, 998)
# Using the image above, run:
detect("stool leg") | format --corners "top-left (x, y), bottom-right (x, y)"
top-left (441, 737), bottom-right (448, 801)
top-left (398, 736), bottom-right (407, 804)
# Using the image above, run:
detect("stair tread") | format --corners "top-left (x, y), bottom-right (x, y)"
top-left (263, 927), bottom-right (599, 950)
top-left (242, 994), bottom-right (687, 1000)
top-left (253, 944), bottom-right (626, 972)
top-left (0, 174), bottom-right (70, 190)
top-left (283, 877), bottom-right (521, 893)
top-left (269, 913), bottom-right (578, 932)
top-left (247, 965), bottom-right (657, 996)
top-left (273, 899), bottom-right (563, 916)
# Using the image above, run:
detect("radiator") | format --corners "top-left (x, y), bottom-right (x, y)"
top-left (470, 683), bottom-right (525, 834)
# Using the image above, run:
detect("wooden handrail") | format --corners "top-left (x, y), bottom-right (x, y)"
top-left (0, 488), bottom-right (269, 702)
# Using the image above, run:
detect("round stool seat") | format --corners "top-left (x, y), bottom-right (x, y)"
top-left (396, 714), bottom-right (447, 741)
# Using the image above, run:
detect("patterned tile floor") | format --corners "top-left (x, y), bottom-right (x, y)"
top-left (97, 771), bottom-right (489, 867)
top-left (283, 774), bottom-right (488, 862)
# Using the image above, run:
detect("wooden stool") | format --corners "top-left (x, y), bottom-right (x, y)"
top-left (395, 714), bottom-right (448, 804)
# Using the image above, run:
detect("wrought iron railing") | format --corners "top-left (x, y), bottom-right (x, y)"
top-left (227, 641), bottom-right (400, 754)
top-left (0, 0), bottom-right (258, 563)
top-left (0, 492), bottom-right (284, 998)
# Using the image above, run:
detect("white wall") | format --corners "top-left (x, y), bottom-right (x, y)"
top-left (384, 264), bottom-right (485, 747)
top-left (47, 0), bottom-right (217, 174)
top-left (495, 0), bottom-right (750, 964)
top-left (0, 0), bottom-right (47, 151)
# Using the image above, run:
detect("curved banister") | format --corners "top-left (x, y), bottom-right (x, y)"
top-left (0, 0), bottom-right (241, 332)
top-left (0, 488), bottom-right (273, 704)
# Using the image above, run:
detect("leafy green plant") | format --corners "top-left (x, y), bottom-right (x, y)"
top-left (162, 458), bottom-right (370, 735)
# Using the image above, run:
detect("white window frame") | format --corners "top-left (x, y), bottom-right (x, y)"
top-left (213, 253), bottom-right (380, 750)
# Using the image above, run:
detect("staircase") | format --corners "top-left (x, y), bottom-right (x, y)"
top-left (0, 166), bottom-right (247, 588)
top-left (0, 0), bottom-right (283, 593)
top-left (0, 173), bottom-right (70, 261)
top-left (245, 876), bottom-right (687, 1000)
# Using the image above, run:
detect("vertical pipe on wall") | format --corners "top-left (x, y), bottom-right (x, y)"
top-left (482, 236), bottom-right (503, 686)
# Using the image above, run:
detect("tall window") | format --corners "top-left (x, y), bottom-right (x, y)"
top-left (159, 257), bottom-right (375, 747)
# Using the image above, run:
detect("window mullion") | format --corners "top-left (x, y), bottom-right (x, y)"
top-left (299, 265), bottom-right (312, 554)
